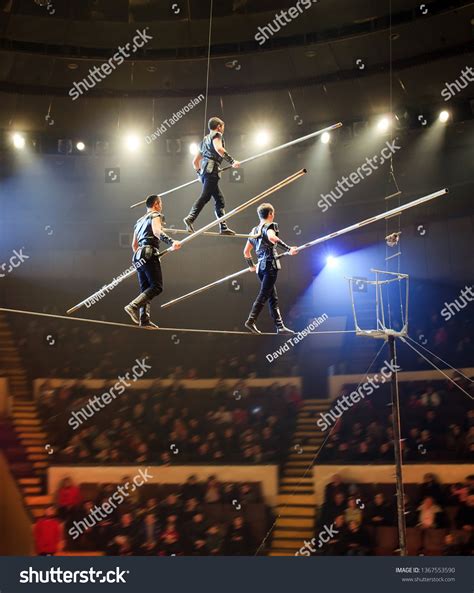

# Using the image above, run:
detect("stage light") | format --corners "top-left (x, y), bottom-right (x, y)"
top-left (76, 141), bottom-right (86, 151)
top-left (12, 133), bottom-right (26, 150)
top-left (438, 110), bottom-right (450, 123)
top-left (255, 130), bottom-right (271, 147)
top-left (124, 134), bottom-right (141, 152)
top-left (326, 255), bottom-right (339, 268)
top-left (189, 142), bottom-right (199, 156)
top-left (321, 132), bottom-right (331, 144)
top-left (377, 116), bottom-right (391, 133)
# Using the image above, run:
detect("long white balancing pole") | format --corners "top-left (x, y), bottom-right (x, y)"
top-left (161, 188), bottom-right (448, 309)
top-left (67, 169), bottom-right (307, 316)
top-left (129, 122), bottom-right (342, 209)
top-left (157, 168), bottom-right (307, 256)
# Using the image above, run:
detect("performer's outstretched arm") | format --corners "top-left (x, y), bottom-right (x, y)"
top-left (266, 229), bottom-right (298, 255)
top-left (212, 136), bottom-right (240, 168)
top-left (151, 216), bottom-right (181, 252)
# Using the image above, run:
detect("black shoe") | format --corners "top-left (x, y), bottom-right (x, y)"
top-left (245, 320), bottom-right (261, 334)
top-left (124, 304), bottom-right (140, 324)
top-left (276, 325), bottom-right (295, 335)
top-left (183, 216), bottom-right (195, 233)
top-left (220, 227), bottom-right (236, 236)
top-left (140, 321), bottom-right (158, 330)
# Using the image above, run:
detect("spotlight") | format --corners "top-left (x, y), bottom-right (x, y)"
top-left (321, 132), bottom-right (331, 144)
top-left (438, 110), bottom-right (450, 123)
top-left (189, 142), bottom-right (199, 156)
top-left (12, 133), bottom-right (26, 150)
top-left (326, 255), bottom-right (338, 268)
top-left (377, 116), bottom-right (391, 133)
top-left (255, 130), bottom-right (271, 147)
top-left (76, 141), bottom-right (86, 151)
top-left (124, 134), bottom-right (141, 152)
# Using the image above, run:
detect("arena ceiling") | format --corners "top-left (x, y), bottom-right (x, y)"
top-left (0, 0), bottom-right (472, 133)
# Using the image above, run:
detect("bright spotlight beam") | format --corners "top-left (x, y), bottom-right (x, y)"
top-left (160, 188), bottom-right (448, 309)
top-left (129, 122), bottom-right (343, 208)
top-left (13, 133), bottom-right (26, 149)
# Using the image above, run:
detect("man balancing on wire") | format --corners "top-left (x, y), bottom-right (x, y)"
top-left (125, 195), bottom-right (181, 328)
top-left (183, 116), bottom-right (241, 236)
top-left (243, 203), bottom-right (298, 335)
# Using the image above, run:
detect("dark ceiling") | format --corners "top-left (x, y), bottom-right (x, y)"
top-left (0, 0), bottom-right (472, 135)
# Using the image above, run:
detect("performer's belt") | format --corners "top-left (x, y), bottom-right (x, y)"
top-left (135, 243), bottom-right (159, 262)
top-left (201, 158), bottom-right (221, 177)
top-left (257, 257), bottom-right (281, 272)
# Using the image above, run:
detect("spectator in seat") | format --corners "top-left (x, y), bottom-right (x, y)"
top-left (186, 513), bottom-right (208, 549)
top-left (417, 473), bottom-right (444, 505)
top-left (239, 483), bottom-right (259, 504)
top-left (446, 424), bottom-right (465, 458)
top-left (344, 497), bottom-right (363, 526)
top-left (455, 494), bottom-right (474, 534)
top-left (206, 523), bottom-right (224, 555)
top-left (417, 497), bottom-right (443, 529)
top-left (55, 477), bottom-right (81, 521)
top-left (115, 513), bottom-right (137, 544)
top-left (182, 498), bottom-right (203, 523)
top-left (420, 385), bottom-right (441, 407)
top-left (366, 493), bottom-right (393, 527)
top-left (324, 475), bottom-right (348, 503)
top-left (159, 494), bottom-right (182, 521)
top-left (180, 475), bottom-right (203, 502)
top-left (120, 476), bottom-right (141, 507)
top-left (139, 514), bottom-right (161, 555)
top-left (323, 514), bottom-right (347, 556)
top-left (34, 506), bottom-right (63, 556)
top-left (443, 533), bottom-right (464, 556)
top-left (106, 535), bottom-right (134, 556)
top-left (204, 476), bottom-right (222, 503)
top-left (320, 492), bottom-right (347, 526)
top-left (344, 520), bottom-right (371, 556)
top-left (225, 516), bottom-right (253, 555)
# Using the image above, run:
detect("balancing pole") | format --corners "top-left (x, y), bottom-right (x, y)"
top-left (129, 122), bottom-right (342, 208)
top-left (161, 188), bottom-right (448, 309)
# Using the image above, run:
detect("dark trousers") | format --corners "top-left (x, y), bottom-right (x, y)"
top-left (135, 256), bottom-right (163, 300)
top-left (188, 173), bottom-right (226, 222)
top-left (248, 266), bottom-right (281, 323)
